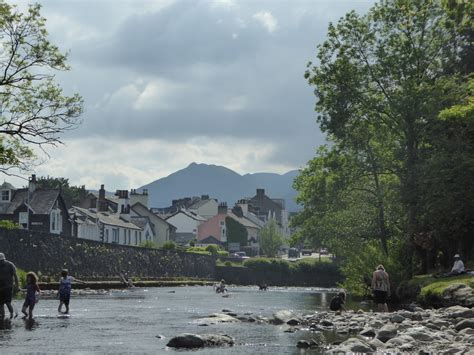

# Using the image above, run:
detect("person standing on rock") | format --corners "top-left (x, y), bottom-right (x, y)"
top-left (0, 253), bottom-right (19, 320)
top-left (371, 264), bottom-right (390, 312)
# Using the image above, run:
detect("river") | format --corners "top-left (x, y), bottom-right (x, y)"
top-left (0, 286), bottom-right (360, 354)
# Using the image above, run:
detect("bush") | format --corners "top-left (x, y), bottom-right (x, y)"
top-left (17, 268), bottom-right (27, 288)
top-left (224, 261), bottom-right (232, 267)
top-left (139, 240), bottom-right (158, 249)
top-left (205, 244), bottom-right (221, 256)
top-left (0, 220), bottom-right (20, 229)
top-left (162, 241), bottom-right (176, 251)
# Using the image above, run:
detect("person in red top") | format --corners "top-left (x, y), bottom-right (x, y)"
top-left (21, 272), bottom-right (40, 319)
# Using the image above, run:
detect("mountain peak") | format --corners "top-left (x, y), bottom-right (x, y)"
top-left (140, 163), bottom-right (300, 211)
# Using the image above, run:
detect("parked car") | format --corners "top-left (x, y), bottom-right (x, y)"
top-left (301, 249), bottom-right (313, 256)
top-left (230, 251), bottom-right (250, 259)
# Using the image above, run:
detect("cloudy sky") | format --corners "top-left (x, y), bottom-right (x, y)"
top-left (7, 0), bottom-right (374, 190)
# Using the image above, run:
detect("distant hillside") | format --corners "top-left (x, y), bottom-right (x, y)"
top-left (138, 163), bottom-right (301, 212)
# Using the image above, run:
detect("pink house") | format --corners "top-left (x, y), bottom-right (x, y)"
top-left (197, 203), bottom-right (228, 243)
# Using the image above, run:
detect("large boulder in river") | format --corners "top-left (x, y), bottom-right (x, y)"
top-left (270, 310), bottom-right (302, 325)
top-left (167, 333), bottom-right (234, 348)
top-left (167, 334), bottom-right (205, 348)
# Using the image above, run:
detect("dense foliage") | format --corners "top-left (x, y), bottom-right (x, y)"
top-left (36, 176), bottom-right (88, 208)
top-left (259, 219), bottom-right (284, 257)
top-left (295, 0), bottom-right (473, 293)
top-left (225, 217), bottom-right (248, 246)
top-left (0, 2), bottom-right (83, 175)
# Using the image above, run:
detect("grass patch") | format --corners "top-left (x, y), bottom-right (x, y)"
top-left (415, 274), bottom-right (474, 304)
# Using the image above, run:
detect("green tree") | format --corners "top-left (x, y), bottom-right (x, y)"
top-left (0, 219), bottom-right (19, 229)
top-left (259, 219), bottom-right (284, 257)
top-left (0, 1), bottom-right (83, 174)
top-left (303, 0), bottom-right (467, 274)
top-left (36, 176), bottom-right (88, 208)
top-left (225, 216), bottom-right (248, 246)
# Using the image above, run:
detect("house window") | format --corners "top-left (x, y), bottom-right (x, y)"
top-left (139, 231), bottom-right (142, 244)
top-left (135, 232), bottom-right (138, 245)
top-left (105, 229), bottom-right (109, 243)
top-left (1, 190), bottom-right (9, 201)
top-left (50, 209), bottom-right (62, 234)
top-left (19, 212), bottom-right (28, 229)
top-left (128, 230), bottom-right (131, 244)
top-left (112, 229), bottom-right (119, 243)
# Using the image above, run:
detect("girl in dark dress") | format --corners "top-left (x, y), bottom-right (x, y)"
top-left (21, 272), bottom-right (40, 319)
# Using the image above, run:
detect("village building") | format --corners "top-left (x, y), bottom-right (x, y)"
top-left (165, 209), bottom-right (206, 246)
top-left (0, 175), bottom-right (71, 236)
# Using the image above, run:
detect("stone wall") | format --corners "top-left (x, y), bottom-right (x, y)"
top-left (0, 228), bottom-right (215, 279)
top-left (215, 265), bottom-right (343, 287)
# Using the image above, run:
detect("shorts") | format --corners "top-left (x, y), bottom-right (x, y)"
top-left (59, 292), bottom-right (70, 306)
top-left (0, 287), bottom-right (13, 304)
top-left (373, 290), bottom-right (388, 304)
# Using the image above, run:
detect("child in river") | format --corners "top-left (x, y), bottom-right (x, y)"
top-left (58, 269), bottom-right (86, 314)
top-left (329, 291), bottom-right (346, 312)
top-left (21, 272), bottom-right (40, 319)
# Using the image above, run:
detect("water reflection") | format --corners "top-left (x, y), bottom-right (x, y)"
top-left (24, 318), bottom-right (37, 331)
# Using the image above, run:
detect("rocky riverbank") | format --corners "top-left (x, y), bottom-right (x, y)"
top-left (295, 306), bottom-right (474, 353)
top-left (176, 305), bottom-right (474, 353)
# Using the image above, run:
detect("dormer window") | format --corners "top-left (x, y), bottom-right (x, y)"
top-left (1, 190), bottom-right (10, 202)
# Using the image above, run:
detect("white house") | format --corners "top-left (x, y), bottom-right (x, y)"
top-left (165, 209), bottom-right (206, 245)
top-left (188, 196), bottom-right (218, 219)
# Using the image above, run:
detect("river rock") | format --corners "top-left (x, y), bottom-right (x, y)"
top-left (385, 334), bottom-right (416, 347)
top-left (390, 314), bottom-right (405, 323)
top-left (360, 327), bottom-right (376, 337)
top-left (198, 313), bottom-right (239, 324)
top-left (336, 337), bottom-right (375, 352)
top-left (200, 334), bottom-right (234, 347)
top-left (446, 305), bottom-right (474, 319)
top-left (376, 325), bottom-right (397, 342)
top-left (270, 310), bottom-right (301, 325)
top-left (442, 284), bottom-right (474, 307)
top-left (296, 340), bottom-right (311, 349)
top-left (167, 334), bottom-right (205, 348)
top-left (403, 326), bottom-right (436, 341)
top-left (455, 319), bottom-right (474, 331)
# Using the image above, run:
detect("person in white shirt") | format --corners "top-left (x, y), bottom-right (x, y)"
top-left (450, 254), bottom-right (465, 275)
top-left (435, 254), bottom-right (465, 278)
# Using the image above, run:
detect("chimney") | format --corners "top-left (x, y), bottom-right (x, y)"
top-left (256, 188), bottom-right (265, 198)
top-left (28, 174), bottom-right (37, 193)
top-left (232, 205), bottom-right (243, 218)
top-left (218, 202), bottom-right (228, 215)
top-left (236, 200), bottom-right (249, 216)
top-left (97, 184), bottom-right (107, 212)
top-left (115, 190), bottom-right (130, 214)
top-left (130, 189), bottom-right (149, 208)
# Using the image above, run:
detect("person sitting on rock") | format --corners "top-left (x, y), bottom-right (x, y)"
top-left (329, 291), bottom-right (346, 312)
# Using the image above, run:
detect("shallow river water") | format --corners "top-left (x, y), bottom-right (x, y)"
top-left (0, 286), bottom-right (356, 354)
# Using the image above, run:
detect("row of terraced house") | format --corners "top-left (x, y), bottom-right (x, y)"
top-left (0, 175), bottom-right (290, 253)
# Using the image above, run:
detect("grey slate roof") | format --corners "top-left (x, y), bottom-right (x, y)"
top-left (0, 188), bottom-right (61, 215)
top-left (174, 232), bottom-right (196, 245)
top-left (0, 182), bottom-right (16, 190)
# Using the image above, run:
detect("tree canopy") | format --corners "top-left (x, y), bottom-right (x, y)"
top-left (259, 219), bottom-right (284, 258)
top-left (295, 0), bottom-right (473, 289)
top-left (0, 1), bottom-right (83, 175)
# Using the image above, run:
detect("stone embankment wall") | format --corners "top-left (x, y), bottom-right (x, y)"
top-left (215, 265), bottom-right (343, 287)
top-left (0, 228), bottom-right (215, 279)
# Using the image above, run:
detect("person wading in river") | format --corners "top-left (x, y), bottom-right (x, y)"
top-left (371, 264), bottom-right (390, 313)
top-left (0, 253), bottom-right (19, 320)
